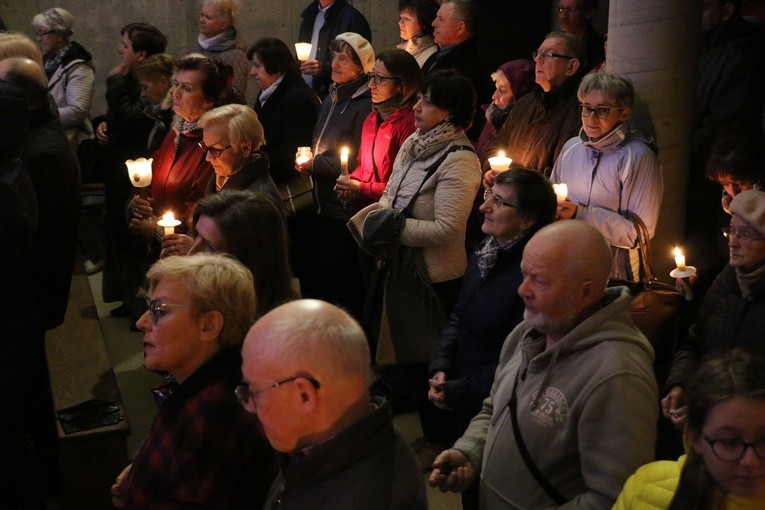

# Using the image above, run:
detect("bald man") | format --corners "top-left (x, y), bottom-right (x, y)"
top-left (240, 299), bottom-right (427, 510)
top-left (429, 220), bottom-right (658, 509)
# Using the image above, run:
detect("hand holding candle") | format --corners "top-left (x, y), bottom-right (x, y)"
top-left (295, 146), bottom-right (313, 172)
top-left (157, 211), bottom-right (181, 237)
top-left (487, 150), bottom-right (512, 171)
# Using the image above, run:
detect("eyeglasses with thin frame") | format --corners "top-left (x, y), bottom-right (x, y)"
top-left (35, 30), bottom-right (55, 37)
top-left (367, 72), bottom-right (400, 86)
top-left (722, 225), bottom-right (765, 243)
top-left (578, 104), bottom-right (624, 119)
top-left (483, 188), bottom-right (517, 210)
top-left (557, 6), bottom-right (580, 14)
top-left (235, 375), bottom-right (321, 406)
top-left (146, 299), bottom-right (188, 325)
top-left (532, 50), bottom-right (575, 62)
top-left (198, 141), bottom-right (232, 158)
top-left (700, 433), bottom-right (765, 462)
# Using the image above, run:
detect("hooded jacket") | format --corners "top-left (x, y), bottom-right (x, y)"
top-left (47, 40), bottom-right (94, 141)
top-left (453, 287), bottom-right (658, 509)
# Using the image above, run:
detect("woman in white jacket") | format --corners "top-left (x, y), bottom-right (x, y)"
top-left (32, 7), bottom-right (94, 146)
top-left (552, 72), bottom-right (663, 281)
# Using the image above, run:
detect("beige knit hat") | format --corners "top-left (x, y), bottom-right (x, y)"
top-left (31, 8), bottom-right (74, 37)
top-left (729, 189), bottom-right (765, 238)
top-left (334, 32), bottom-right (375, 74)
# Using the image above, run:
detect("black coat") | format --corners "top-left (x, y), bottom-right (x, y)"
top-left (428, 235), bottom-right (528, 420)
top-left (666, 264), bottom-right (765, 390)
top-left (21, 103), bottom-right (81, 330)
top-left (254, 73), bottom-right (321, 185)
top-left (298, 0), bottom-right (371, 99)
top-left (204, 152), bottom-right (284, 214)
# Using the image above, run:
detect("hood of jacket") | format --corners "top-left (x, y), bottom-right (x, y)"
top-left (519, 286), bottom-right (654, 408)
top-left (60, 40), bottom-right (93, 69)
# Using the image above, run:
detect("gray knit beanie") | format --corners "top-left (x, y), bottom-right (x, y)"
top-left (31, 8), bottom-right (74, 37)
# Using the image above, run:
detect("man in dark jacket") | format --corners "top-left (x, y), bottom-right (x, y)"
top-left (0, 57), bottom-right (81, 331)
top-left (556, 0), bottom-right (605, 73)
top-left (484, 31), bottom-right (584, 179)
top-left (241, 300), bottom-right (427, 510)
top-left (423, 0), bottom-right (491, 140)
top-left (298, 0), bottom-right (371, 99)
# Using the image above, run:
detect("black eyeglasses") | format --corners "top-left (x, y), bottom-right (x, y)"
top-left (577, 104), bottom-right (624, 119)
top-left (722, 225), bottom-right (765, 243)
top-left (36, 30), bottom-right (55, 37)
top-left (557, 6), bottom-right (580, 14)
top-left (235, 375), bottom-right (321, 406)
top-left (483, 188), bottom-right (517, 210)
top-left (700, 433), bottom-right (765, 462)
top-left (367, 72), bottom-right (400, 86)
top-left (198, 141), bottom-right (232, 158)
top-left (146, 299), bottom-right (187, 325)
top-left (532, 50), bottom-right (575, 61)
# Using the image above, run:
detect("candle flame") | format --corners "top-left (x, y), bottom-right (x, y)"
top-left (497, 150), bottom-right (505, 158)
top-left (163, 212), bottom-right (175, 222)
top-left (673, 246), bottom-right (682, 257)
top-left (341, 147), bottom-right (349, 157)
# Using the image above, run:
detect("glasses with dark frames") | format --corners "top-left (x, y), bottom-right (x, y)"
top-left (700, 433), bottom-right (765, 462)
top-left (367, 72), bottom-right (400, 86)
top-left (577, 104), bottom-right (624, 119)
top-left (198, 141), bottom-right (232, 158)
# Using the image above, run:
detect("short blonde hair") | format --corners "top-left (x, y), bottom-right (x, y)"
top-left (203, 0), bottom-right (239, 25)
top-left (198, 104), bottom-right (265, 153)
top-left (0, 32), bottom-right (44, 67)
top-left (135, 53), bottom-right (176, 82)
top-left (147, 253), bottom-right (256, 349)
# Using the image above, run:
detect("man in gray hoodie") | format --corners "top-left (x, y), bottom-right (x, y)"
top-left (429, 220), bottom-right (658, 509)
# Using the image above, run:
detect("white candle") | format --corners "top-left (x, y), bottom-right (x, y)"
top-left (295, 146), bottom-right (313, 166)
top-left (125, 158), bottom-right (152, 188)
top-left (673, 247), bottom-right (687, 271)
top-left (295, 43), bottom-right (312, 62)
top-left (157, 211), bottom-right (181, 237)
top-left (487, 150), bottom-right (512, 171)
top-left (552, 183), bottom-right (568, 203)
top-left (340, 146), bottom-right (349, 177)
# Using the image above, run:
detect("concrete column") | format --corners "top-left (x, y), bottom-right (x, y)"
top-left (606, 1), bottom-right (699, 277)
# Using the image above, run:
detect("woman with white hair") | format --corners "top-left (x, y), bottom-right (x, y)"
top-left (31, 7), bottom-right (94, 145)
top-left (195, 0), bottom-right (249, 103)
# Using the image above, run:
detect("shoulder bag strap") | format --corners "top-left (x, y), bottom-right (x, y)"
top-left (623, 211), bottom-right (656, 281)
top-left (508, 372), bottom-right (568, 505)
top-left (403, 144), bottom-right (473, 216)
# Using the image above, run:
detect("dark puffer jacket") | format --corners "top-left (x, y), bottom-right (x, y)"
top-left (666, 264), bottom-right (765, 390)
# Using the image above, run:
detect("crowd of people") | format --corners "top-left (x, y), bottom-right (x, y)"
top-left (1, 0), bottom-right (765, 509)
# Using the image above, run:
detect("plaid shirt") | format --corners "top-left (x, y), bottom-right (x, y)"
top-left (122, 348), bottom-right (277, 509)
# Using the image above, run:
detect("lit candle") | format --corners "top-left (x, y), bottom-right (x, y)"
top-left (295, 146), bottom-right (313, 166)
top-left (673, 247), bottom-right (687, 271)
top-left (125, 158), bottom-right (152, 188)
top-left (340, 147), bottom-right (349, 177)
top-left (552, 183), bottom-right (568, 203)
top-left (295, 43), bottom-right (312, 62)
top-left (487, 150), bottom-right (512, 171)
top-left (157, 211), bottom-right (181, 237)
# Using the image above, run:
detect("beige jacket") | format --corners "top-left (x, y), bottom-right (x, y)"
top-left (380, 134), bottom-right (480, 283)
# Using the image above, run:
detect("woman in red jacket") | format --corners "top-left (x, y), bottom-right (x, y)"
top-left (334, 49), bottom-right (421, 211)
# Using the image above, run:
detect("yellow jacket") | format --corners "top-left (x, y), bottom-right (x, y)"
top-left (613, 455), bottom-right (765, 509)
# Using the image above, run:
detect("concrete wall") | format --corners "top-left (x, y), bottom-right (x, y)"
top-left (0, 0), bottom-right (399, 111)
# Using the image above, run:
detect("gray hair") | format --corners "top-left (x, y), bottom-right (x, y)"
top-left (31, 8), bottom-right (74, 37)
top-left (577, 72), bottom-right (635, 108)
top-left (198, 104), bottom-right (265, 153)
top-left (441, 0), bottom-right (475, 35)
top-left (545, 31), bottom-right (586, 64)
top-left (202, 0), bottom-right (238, 25)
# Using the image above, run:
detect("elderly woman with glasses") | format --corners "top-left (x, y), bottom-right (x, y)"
top-left (616, 349), bottom-right (765, 509)
top-left (662, 189), bottom-right (765, 430)
top-left (419, 169), bottom-right (556, 483)
top-left (551, 72), bottom-right (662, 281)
top-left (110, 254), bottom-right (277, 509)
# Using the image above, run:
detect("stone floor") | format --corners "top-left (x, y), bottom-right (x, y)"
top-left (85, 271), bottom-right (463, 510)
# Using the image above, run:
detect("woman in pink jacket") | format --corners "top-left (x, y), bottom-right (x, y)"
top-left (334, 49), bottom-right (421, 211)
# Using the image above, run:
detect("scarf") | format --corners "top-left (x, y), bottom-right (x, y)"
top-left (475, 232), bottom-right (526, 280)
top-left (399, 121), bottom-right (464, 165)
top-left (174, 117), bottom-right (200, 147)
top-left (372, 95), bottom-right (398, 120)
top-left (735, 259), bottom-right (765, 299)
top-left (485, 102), bottom-right (513, 130)
top-left (43, 42), bottom-right (71, 78)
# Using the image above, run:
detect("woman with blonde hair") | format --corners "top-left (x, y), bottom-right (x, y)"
top-left (0, 32), bottom-right (43, 66)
